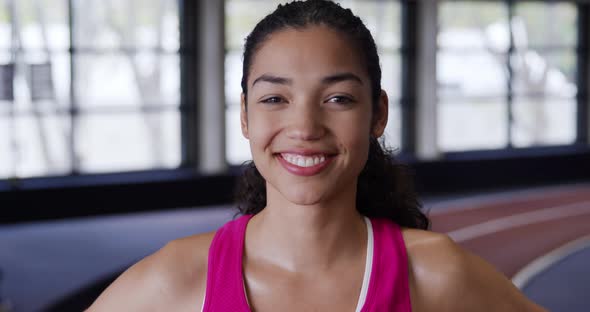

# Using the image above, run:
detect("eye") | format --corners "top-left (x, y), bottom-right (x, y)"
top-left (326, 95), bottom-right (354, 105)
top-left (260, 96), bottom-right (285, 104)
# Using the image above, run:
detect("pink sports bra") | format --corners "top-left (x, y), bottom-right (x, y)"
top-left (202, 214), bottom-right (412, 311)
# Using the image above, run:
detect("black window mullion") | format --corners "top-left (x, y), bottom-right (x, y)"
top-left (507, 0), bottom-right (515, 149)
top-left (179, 0), bottom-right (200, 169)
top-left (68, 0), bottom-right (79, 175)
top-left (400, 0), bottom-right (417, 155)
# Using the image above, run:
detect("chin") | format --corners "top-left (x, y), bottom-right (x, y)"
top-left (282, 188), bottom-right (327, 206)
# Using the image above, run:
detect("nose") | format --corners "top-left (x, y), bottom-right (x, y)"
top-left (285, 103), bottom-right (326, 141)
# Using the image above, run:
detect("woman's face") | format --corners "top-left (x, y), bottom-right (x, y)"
top-left (241, 25), bottom-right (387, 206)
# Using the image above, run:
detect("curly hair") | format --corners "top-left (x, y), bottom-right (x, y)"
top-left (235, 0), bottom-right (430, 230)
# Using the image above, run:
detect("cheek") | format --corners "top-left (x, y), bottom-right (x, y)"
top-left (246, 111), bottom-right (280, 154)
top-left (341, 108), bottom-right (372, 142)
top-left (334, 110), bottom-right (372, 168)
top-left (342, 124), bottom-right (369, 149)
top-left (347, 130), bottom-right (371, 168)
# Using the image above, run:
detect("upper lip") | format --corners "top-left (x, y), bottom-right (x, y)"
top-left (275, 149), bottom-right (337, 156)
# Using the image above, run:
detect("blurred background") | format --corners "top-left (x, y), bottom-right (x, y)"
top-left (0, 0), bottom-right (589, 311)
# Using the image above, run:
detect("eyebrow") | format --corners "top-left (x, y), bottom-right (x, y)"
top-left (251, 72), bottom-right (364, 88)
top-left (321, 73), bottom-right (364, 86)
top-left (252, 74), bottom-right (292, 87)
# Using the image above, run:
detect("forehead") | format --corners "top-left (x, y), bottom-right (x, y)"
top-left (248, 26), bottom-right (367, 85)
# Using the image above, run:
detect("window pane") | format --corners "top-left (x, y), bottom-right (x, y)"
top-left (225, 104), bottom-right (250, 165)
top-left (73, 0), bottom-right (179, 51)
top-left (381, 52), bottom-right (401, 150)
top-left (224, 48), bottom-right (251, 164)
top-left (512, 97), bottom-right (576, 147)
top-left (439, 2), bottom-right (509, 52)
top-left (381, 51), bottom-right (401, 101)
top-left (76, 111), bottom-right (181, 173)
top-left (438, 98), bottom-right (508, 151)
top-left (340, 0), bottom-right (401, 50)
top-left (383, 102), bottom-right (401, 151)
top-left (0, 50), bottom-right (10, 64)
top-left (225, 49), bottom-right (242, 107)
top-left (0, 114), bottom-right (71, 179)
top-left (225, 0), bottom-right (284, 50)
top-left (0, 101), bottom-right (9, 116)
top-left (12, 53), bottom-right (71, 113)
top-left (16, 0), bottom-right (69, 51)
top-left (437, 51), bottom-right (507, 98)
top-left (511, 50), bottom-right (577, 98)
top-left (0, 5), bottom-right (12, 50)
top-left (50, 53), bottom-right (72, 107)
top-left (75, 54), bottom-right (179, 108)
top-left (514, 2), bottom-right (577, 48)
top-left (224, 0), bottom-right (402, 164)
top-left (0, 54), bottom-right (71, 114)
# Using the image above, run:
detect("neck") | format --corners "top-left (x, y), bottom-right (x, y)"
top-left (244, 184), bottom-right (367, 274)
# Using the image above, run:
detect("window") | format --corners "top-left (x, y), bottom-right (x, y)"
top-left (437, 1), bottom-right (578, 152)
top-left (511, 2), bottom-right (577, 147)
top-left (0, 0), bottom-right (181, 179)
top-left (224, 0), bottom-right (402, 165)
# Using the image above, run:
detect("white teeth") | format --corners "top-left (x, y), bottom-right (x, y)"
top-left (281, 153), bottom-right (328, 168)
top-left (296, 157), bottom-right (305, 167)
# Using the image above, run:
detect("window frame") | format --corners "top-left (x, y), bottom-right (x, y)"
top-left (435, 0), bottom-right (589, 158)
top-left (0, 0), bottom-right (199, 187)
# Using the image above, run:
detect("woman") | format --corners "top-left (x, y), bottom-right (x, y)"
top-left (88, 1), bottom-right (547, 311)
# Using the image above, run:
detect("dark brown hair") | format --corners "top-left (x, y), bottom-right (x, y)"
top-left (235, 0), bottom-right (430, 230)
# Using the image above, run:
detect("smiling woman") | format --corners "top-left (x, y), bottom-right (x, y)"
top-left (86, 1), bottom-right (547, 311)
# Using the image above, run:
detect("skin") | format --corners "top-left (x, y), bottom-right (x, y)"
top-left (87, 26), bottom-right (548, 312)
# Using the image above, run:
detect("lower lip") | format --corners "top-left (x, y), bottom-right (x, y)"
top-left (276, 154), bottom-right (333, 176)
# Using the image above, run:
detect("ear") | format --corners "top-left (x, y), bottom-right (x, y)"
top-left (240, 93), bottom-right (249, 139)
top-left (371, 90), bottom-right (389, 138)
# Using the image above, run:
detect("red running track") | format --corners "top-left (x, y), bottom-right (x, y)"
top-left (428, 184), bottom-right (590, 278)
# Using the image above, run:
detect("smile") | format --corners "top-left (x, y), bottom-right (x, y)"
top-left (276, 152), bottom-right (334, 176)
top-left (281, 153), bottom-right (327, 167)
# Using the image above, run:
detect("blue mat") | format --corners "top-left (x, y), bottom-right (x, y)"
top-left (522, 244), bottom-right (590, 312)
top-left (0, 206), bottom-right (235, 312)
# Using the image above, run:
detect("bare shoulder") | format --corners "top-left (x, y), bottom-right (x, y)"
top-left (86, 231), bottom-right (216, 311)
top-left (401, 228), bottom-right (547, 312)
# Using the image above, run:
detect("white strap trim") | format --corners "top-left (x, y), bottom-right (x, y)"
top-left (355, 216), bottom-right (373, 312)
top-left (200, 286), bottom-right (206, 312)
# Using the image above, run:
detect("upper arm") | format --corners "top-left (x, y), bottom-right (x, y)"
top-left (86, 234), bottom-right (213, 312)
top-left (448, 241), bottom-right (547, 312)
top-left (406, 231), bottom-right (548, 312)
top-left (86, 243), bottom-right (182, 312)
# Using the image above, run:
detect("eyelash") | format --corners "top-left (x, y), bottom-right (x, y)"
top-left (326, 95), bottom-right (354, 105)
top-left (260, 96), bottom-right (285, 104)
top-left (259, 95), bottom-right (355, 105)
